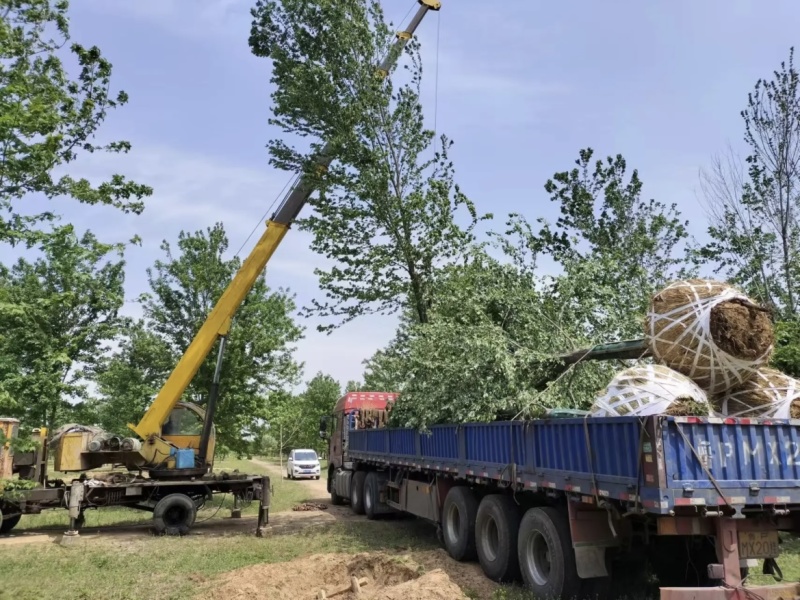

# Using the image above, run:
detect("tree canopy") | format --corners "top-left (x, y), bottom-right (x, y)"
top-left (0, 0), bottom-right (152, 247)
top-left (0, 225), bottom-right (126, 429)
top-left (250, 0), bottom-right (488, 331)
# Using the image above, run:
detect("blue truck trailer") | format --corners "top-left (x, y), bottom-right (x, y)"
top-left (322, 393), bottom-right (800, 600)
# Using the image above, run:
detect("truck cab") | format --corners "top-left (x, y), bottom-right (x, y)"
top-left (320, 391), bottom-right (397, 501)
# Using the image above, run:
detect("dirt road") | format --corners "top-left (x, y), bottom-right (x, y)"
top-left (249, 457), bottom-right (329, 498)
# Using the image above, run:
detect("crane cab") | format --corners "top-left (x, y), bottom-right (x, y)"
top-left (51, 402), bottom-right (215, 476)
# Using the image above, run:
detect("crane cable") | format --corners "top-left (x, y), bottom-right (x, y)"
top-left (234, 172), bottom-right (298, 259)
top-left (433, 8), bottom-right (441, 156)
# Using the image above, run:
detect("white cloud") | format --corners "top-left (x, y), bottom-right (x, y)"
top-left (80, 0), bottom-right (568, 123)
top-left (58, 142), bottom-right (397, 390)
top-left (80, 0), bottom-right (252, 43)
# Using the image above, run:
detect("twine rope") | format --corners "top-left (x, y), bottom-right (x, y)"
top-left (591, 364), bottom-right (712, 417)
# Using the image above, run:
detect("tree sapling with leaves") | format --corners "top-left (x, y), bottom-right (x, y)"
top-left (249, 0), bottom-right (488, 331)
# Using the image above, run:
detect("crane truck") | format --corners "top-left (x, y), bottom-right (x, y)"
top-left (0, 0), bottom-right (441, 538)
top-left (321, 340), bottom-right (800, 600)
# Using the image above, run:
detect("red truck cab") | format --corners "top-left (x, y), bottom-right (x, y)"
top-left (321, 391), bottom-right (397, 495)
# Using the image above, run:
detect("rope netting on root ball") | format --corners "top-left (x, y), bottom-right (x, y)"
top-left (715, 367), bottom-right (800, 419)
top-left (645, 279), bottom-right (774, 395)
top-left (590, 364), bottom-right (713, 417)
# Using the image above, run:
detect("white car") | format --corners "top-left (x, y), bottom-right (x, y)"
top-left (286, 448), bottom-right (321, 480)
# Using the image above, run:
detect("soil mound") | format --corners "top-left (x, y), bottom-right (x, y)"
top-left (203, 552), bottom-right (469, 600)
top-left (645, 279), bottom-right (773, 395)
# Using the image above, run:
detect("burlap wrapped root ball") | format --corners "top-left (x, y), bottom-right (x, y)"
top-left (590, 364), bottom-right (713, 417)
top-left (645, 279), bottom-right (774, 395)
top-left (715, 367), bottom-right (800, 419)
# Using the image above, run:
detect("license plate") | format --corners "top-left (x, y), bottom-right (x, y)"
top-left (738, 530), bottom-right (779, 559)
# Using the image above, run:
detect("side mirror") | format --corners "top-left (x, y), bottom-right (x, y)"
top-left (319, 416), bottom-right (330, 440)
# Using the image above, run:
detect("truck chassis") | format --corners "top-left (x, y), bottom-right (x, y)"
top-left (1, 472), bottom-right (270, 537)
top-left (328, 414), bottom-right (800, 600)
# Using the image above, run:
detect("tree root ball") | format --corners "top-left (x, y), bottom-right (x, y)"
top-left (590, 364), bottom-right (712, 418)
top-left (645, 279), bottom-right (774, 395)
top-left (715, 367), bottom-right (800, 419)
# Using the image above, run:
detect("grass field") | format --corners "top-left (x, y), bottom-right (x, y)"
top-left (3, 458), bottom-right (799, 600)
top-left (15, 457), bottom-right (313, 531)
top-left (0, 519), bottom-right (439, 600)
top-left (3, 508), bottom-right (798, 600)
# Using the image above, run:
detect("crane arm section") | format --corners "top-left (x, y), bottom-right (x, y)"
top-left (130, 0), bottom-right (441, 441)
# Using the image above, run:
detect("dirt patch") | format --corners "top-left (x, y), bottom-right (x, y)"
top-left (411, 548), bottom-right (498, 599)
top-left (293, 502), bottom-right (329, 512)
top-left (203, 552), bottom-right (470, 600)
top-left (709, 298), bottom-right (773, 360)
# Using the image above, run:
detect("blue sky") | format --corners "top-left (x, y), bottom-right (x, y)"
top-left (52, 0), bottom-right (800, 390)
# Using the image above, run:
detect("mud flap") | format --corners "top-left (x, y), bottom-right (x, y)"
top-left (575, 546), bottom-right (609, 578)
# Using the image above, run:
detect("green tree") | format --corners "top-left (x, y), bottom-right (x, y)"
top-left (249, 0), bottom-right (488, 330)
top-left (502, 148), bottom-right (693, 340)
top-left (0, 224), bottom-right (126, 429)
top-left (266, 373), bottom-right (340, 455)
top-left (344, 380), bottom-right (361, 393)
top-left (386, 150), bottom-right (693, 428)
top-left (90, 319), bottom-right (174, 434)
top-left (362, 346), bottom-right (405, 392)
top-left (302, 372), bottom-right (340, 451)
top-left (0, 0), bottom-right (152, 246)
top-left (698, 48), bottom-right (800, 317)
top-left (772, 320), bottom-right (800, 378)
top-left (94, 223), bottom-right (304, 456)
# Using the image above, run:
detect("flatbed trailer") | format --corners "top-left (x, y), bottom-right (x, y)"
top-left (323, 401), bottom-right (800, 600)
top-left (1, 471), bottom-right (269, 537)
top-left (1, 425), bottom-right (271, 538)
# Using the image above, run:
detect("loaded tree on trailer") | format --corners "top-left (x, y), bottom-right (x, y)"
top-left (320, 344), bottom-right (800, 600)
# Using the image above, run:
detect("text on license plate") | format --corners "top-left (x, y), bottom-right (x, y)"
top-left (738, 530), bottom-right (779, 559)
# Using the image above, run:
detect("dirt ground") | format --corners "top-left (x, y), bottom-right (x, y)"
top-left (251, 457), bottom-right (330, 497)
top-left (203, 551), bottom-right (495, 600)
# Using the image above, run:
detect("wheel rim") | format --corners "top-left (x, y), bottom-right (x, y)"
top-left (165, 505), bottom-right (188, 527)
top-left (445, 503), bottom-right (461, 544)
top-left (525, 530), bottom-right (552, 586)
top-left (353, 483), bottom-right (359, 505)
top-left (480, 515), bottom-right (499, 562)
top-left (365, 484), bottom-right (372, 510)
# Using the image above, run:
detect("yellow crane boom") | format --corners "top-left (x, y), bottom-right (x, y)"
top-left (130, 0), bottom-right (441, 470)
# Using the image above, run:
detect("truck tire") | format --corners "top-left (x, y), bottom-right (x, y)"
top-left (363, 471), bottom-right (381, 520)
top-left (442, 486), bottom-right (478, 561)
top-left (153, 493), bottom-right (197, 536)
top-left (475, 494), bottom-right (522, 582)
top-left (0, 509), bottom-right (21, 534)
top-left (329, 471), bottom-right (344, 505)
top-left (350, 471), bottom-right (367, 515)
top-left (517, 506), bottom-right (582, 600)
